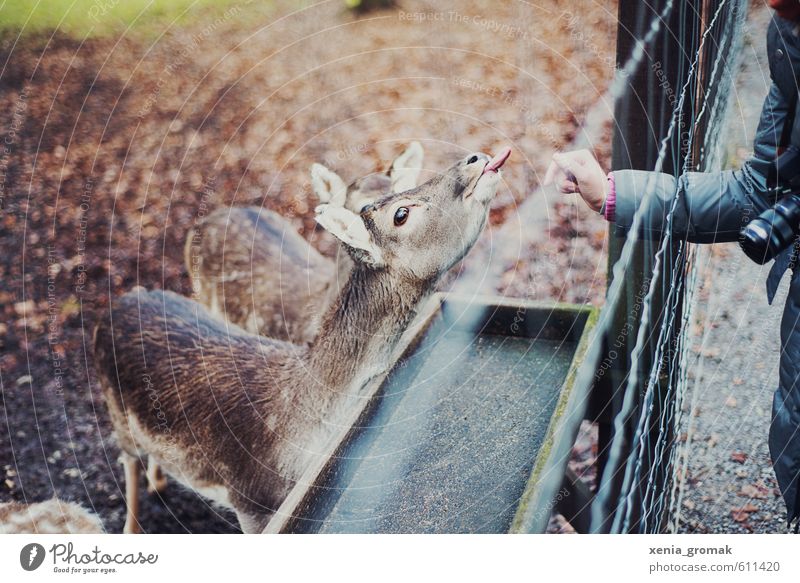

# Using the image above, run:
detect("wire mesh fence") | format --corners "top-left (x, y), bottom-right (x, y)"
top-left (586, 0), bottom-right (749, 533)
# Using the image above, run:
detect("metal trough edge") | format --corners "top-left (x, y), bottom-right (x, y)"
top-left (509, 304), bottom-right (600, 533)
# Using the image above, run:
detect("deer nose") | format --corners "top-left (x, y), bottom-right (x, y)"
top-left (466, 153), bottom-right (489, 165)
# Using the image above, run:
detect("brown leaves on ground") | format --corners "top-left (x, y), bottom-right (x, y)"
top-left (730, 451), bottom-right (748, 464)
top-left (738, 482), bottom-right (769, 500)
top-left (731, 503), bottom-right (759, 523)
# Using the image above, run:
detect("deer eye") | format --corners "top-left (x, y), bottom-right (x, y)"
top-left (393, 207), bottom-right (410, 226)
top-left (467, 155), bottom-right (479, 164)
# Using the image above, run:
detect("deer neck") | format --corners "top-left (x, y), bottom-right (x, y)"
top-left (309, 263), bottom-right (429, 395)
top-left (269, 265), bottom-right (430, 482)
top-left (318, 251), bottom-right (353, 321)
top-left (253, 160), bottom-right (504, 483)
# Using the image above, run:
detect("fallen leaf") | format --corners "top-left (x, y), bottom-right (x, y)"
top-left (731, 451), bottom-right (748, 464)
top-left (731, 509), bottom-right (749, 522)
top-left (731, 504), bottom-right (758, 522)
top-left (738, 484), bottom-right (768, 499)
top-left (13, 300), bottom-right (34, 316)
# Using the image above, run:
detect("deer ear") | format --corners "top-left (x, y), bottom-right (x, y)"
top-left (311, 163), bottom-right (348, 207)
top-left (315, 204), bottom-right (384, 268)
top-left (388, 141), bottom-right (424, 193)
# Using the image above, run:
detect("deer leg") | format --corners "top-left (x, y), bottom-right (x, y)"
top-left (236, 510), bottom-right (272, 534)
top-left (121, 453), bottom-right (142, 534)
top-left (146, 458), bottom-right (168, 495)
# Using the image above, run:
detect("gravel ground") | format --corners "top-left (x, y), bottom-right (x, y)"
top-left (675, 4), bottom-right (792, 534)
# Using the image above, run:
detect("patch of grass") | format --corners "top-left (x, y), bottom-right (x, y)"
top-left (0, 0), bottom-right (255, 38)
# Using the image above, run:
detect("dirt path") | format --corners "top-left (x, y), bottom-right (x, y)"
top-left (676, 4), bottom-right (792, 534)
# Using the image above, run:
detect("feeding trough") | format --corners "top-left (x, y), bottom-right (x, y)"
top-left (265, 293), bottom-right (598, 534)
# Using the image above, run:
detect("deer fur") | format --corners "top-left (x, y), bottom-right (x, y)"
top-left (185, 142), bottom-right (424, 343)
top-left (94, 147), bottom-right (509, 534)
top-left (0, 499), bottom-right (104, 534)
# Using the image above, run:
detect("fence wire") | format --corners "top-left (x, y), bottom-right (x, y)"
top-left (588, 0), bottom-right (748, 533)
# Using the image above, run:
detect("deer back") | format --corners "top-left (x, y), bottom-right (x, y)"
top-left (186, 207), bottom-right (334, 342)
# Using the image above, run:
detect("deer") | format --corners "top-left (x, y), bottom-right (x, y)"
top-left (184, 142), bottom-right (424, 343)
top-left (0, 499), bottom-right (104, 534)
top-left (147, 144), bottom-right (425, 497)
top-left (94, 146), bottom-right (511, 534)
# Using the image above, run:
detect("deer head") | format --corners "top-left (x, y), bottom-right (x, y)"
top-left (315, 147), bottom-right (511, 282)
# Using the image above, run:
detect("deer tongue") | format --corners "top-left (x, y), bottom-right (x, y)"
top-left (483, 147), bottom-right (512, 174)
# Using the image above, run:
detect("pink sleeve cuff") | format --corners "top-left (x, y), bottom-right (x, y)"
top-left (603, 171), bottom-right (616, 222)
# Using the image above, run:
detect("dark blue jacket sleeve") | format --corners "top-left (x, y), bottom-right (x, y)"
top-left (612, 82), bottom-right (790, 243)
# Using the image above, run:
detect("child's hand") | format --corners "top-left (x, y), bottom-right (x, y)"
top-left (544, 149), bottom-right (608, 213)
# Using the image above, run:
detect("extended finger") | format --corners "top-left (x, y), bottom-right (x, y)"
top-left (552, 152), bottom-right (586, 181)
top-left (543, 159), bottom-right (563, 186)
